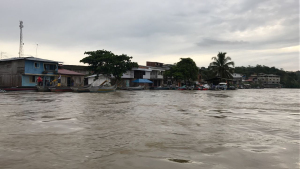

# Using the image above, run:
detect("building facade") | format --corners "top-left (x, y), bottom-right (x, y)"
top-left (248, 73), bottom-right (281, 87)
top-left (0, 57), bottom-right (60, 87)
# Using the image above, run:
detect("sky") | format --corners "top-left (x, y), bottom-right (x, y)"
top-left (0, 0), bottom-right (299, 71)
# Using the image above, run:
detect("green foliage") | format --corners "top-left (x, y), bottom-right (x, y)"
top-left (80, 50), bottom-right (138, 81)
top-left (209, 52), bottom-right (235, 79)
top-left (164, 58), bottom-right (198, 85)
top-left (234, 65), bottom-right (300, 88)
top-left (200, 68), bottom-right (215, 80)
top-left (176, 58), bottom-right (199, 84)
top-left (164, 64), bottom-right (184, 83)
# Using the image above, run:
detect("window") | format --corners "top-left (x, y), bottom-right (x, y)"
top-left (31, 76), bottom-right (36, 83)
top-left (44, 64), bottom-right (57, 71)
top-left (34, 62), bottom-right (39, 68)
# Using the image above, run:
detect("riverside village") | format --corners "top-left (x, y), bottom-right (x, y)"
top-left (0, 21), bottom-right (298, 92)
top-left (0, 2), bottom-right (299, 169)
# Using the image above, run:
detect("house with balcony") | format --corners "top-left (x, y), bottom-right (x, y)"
top-left (0, 57), bottom-right (61, 87)
top-left (146, 62), bottom-right (166, 87)
top-left (113, 62), bottom-right (167, 88)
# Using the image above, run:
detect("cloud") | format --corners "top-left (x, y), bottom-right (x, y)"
top-left (197, 39), bottom-right (249, 47)
top-left (0, 0), bottom-right (298, 70)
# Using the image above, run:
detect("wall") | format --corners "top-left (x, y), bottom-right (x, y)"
top-left (0, 60), bottom-right (24, 86)
top-left (24, 60), bottom-right (58, 74)
top-left (58, 75), bottom-right (84, 87)
top-left (22, 75), bottom-right (36, 86)
top-left (143, 72), bottom-right (151, 79)
top-left (121, 70), bottom-right (134, 78)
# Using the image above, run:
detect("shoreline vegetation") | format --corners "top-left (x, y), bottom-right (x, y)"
top-left (81, 50), bottom-right (300, 88)
top-left (234, 65), bottom-right (300, 88)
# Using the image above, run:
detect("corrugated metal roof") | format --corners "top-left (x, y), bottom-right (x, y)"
top-left (0, 56), bottom-right (62, 63)
top-left (58, 69), bottom-right (85, 76)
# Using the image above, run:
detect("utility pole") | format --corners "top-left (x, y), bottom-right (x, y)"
top-left (0, 52), bottom-right (6, 59)
top-left (19, 21), bottom-right (24, 57)
top-left (36, 44), bottom-right (38, 57)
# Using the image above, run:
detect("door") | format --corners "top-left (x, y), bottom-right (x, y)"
top-left (67, 77), bottom-right (71, 87)
top-left (126, 80), bottom-right (130, 87)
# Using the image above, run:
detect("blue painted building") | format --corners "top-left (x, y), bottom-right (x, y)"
top-left (0, 57), bottom-right (61, 87)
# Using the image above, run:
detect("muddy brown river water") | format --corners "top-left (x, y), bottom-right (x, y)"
top-left (0, 89), bottom-right (299, 169)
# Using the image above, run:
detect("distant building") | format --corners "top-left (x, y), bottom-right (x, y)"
top-left (232, 73), bottom-right (243, 85)
top-left (0, 57), bottom-right (60, 87)
top-left (146, 61), bottom-right (163, 67)
top-left (248, 73), bottom-right (281, 88)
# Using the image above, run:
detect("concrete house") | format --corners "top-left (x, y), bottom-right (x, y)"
top-left (146, 62), bottom-right (165, 87)
top-left (0, 57), bottom-right (60, 87)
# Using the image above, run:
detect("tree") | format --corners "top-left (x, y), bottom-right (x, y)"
top-left (164, 64), bottom-right (184, 85)
top-left (80, 50), bottom-right (138, 84)
top-left (176, 58), bottom-right (199, 85)
top-left (210, 52), bottom-right (235, 80)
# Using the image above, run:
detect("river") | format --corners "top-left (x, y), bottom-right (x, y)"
top-left (0, 89), bottom-right (299, 169)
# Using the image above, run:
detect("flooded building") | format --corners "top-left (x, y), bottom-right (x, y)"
top-left (0, 57), bottom-right (61, 87)
top-left (57, 68), bottom-right (85, 87)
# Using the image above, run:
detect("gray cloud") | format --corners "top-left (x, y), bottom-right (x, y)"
top-left (197, 39), bottom-right (249, 47)
top-left (0, 0), bottom-right (298, 70)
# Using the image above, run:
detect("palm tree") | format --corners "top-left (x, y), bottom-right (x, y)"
top-left (210, 52), bottom-right (235, 79)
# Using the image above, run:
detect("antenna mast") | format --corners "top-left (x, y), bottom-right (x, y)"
top-left (19, 21), bottom-right (24, 57)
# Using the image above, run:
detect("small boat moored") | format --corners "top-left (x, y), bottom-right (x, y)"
top-left (37, 86), bottom-right (51, 92)
top-left (89, 85), bottom-right (117, 93)
top-left (49, 87), bottom-right (73, 92)
top-left (0, 86), bottom-right (37, 92)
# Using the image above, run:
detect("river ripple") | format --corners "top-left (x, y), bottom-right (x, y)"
top-left (0, 89), bottom-right (299, 169)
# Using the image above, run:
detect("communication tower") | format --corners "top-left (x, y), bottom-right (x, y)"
top-left (19, 21), bottom-right (24, 57)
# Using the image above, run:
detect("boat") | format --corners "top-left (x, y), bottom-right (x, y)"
top-left (126, 86), bottom-right (144, 90)
top-left (89, 85), bottom-right (117, 93)
top-left (0, 86), bottom-right (37, 92)
top-left (71, 84), bottom-right (92, 93)
top-left (71, 87), bottom-right (90, 93)
top-left (49, 86), bottom-right (73, 92)
top-left (37, 86), bottom-right (51, 92)
top-left (178, 85), bottom-right (187, 90)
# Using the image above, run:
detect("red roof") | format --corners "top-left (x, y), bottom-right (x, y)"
top-left (58, 69), bottom-right (85, 76)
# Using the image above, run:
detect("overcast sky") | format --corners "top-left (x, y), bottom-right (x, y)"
top-left (0, 0), bottom-right (299, 70)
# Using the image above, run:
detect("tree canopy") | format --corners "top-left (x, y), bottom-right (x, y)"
top-left (209, 52), bottom-right (235, 79)
top-left (176, 58), bottom-right (199, 84)
top-left (164, 64), bottom-right (183, 84)
top-left (80, 50), bottom-right (138, 82)
top-left (164, 58), bottom-right (198, 85)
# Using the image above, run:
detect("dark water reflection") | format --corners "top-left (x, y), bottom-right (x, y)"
top-left (0, 89), bottom-right (299, 169)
